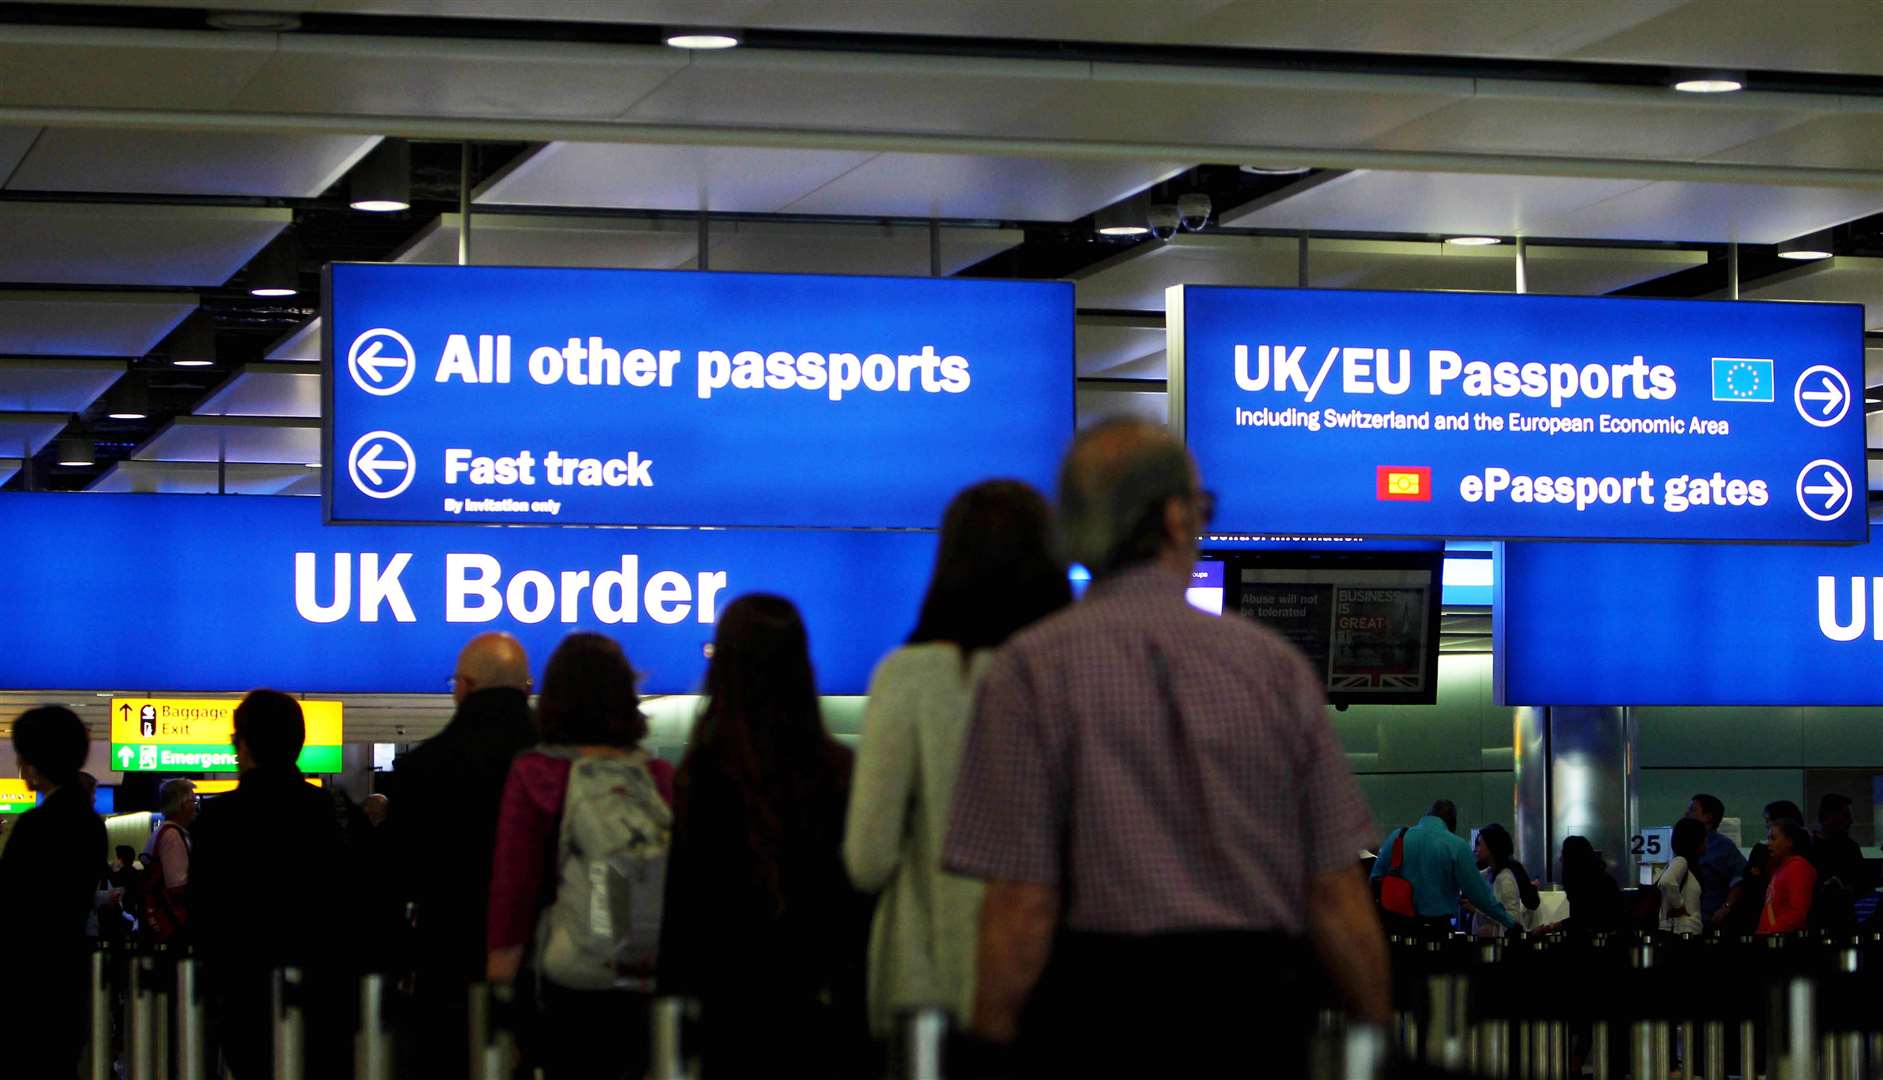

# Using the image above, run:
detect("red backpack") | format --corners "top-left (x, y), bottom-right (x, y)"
top-left (1378, 827), bottom-right (1417, 918)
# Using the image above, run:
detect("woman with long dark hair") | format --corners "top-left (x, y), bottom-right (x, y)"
top-left (843, 479), bottom-right (1071, 1038)
top-left (657, 594), bottom-right (870, 1078)
top-left (1468, 823), bottom-right (1540, 937)
top-left (487, 632), bottom-right (673, 1080)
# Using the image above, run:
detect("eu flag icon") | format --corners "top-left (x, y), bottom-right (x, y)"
top-left (1712, 357), bottom-right (1774, 402)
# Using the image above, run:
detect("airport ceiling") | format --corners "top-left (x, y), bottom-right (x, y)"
top-left (4, 0), bottom-right (1883, 497)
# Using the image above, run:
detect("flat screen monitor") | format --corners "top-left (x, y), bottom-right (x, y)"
top-left (1205, 549), bottom-right (1443, 706)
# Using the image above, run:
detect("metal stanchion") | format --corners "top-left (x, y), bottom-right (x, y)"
top-left (273, 967), bottom-right (306, 1080)
top-left (1425, 975), bottom-right (1465, 1069)
top-left (1837, 1032), bottom-right (1863, 1080)
top-left (1741, 1019), bottom-right (1758, 1080)
top-left (649, 997), bottom-right (699, 1080)
top-left (1703, 1020), bottom-right (1726, 1080)
top-left (153, 950), bottom-right (172, 1080)
top-left (1632, 1020), bottom-right (1655, 1080)
top-left (1548, 1019), bottom-right (1566, 1080)
top-left (1589, 1022), bottom-right (1610, 1080)
top-left (1789, 978), bottom-right (1818, 1080)
top-left (356, 974), bottom-right (393, 1080)
top-left (1339, 1025), bottom-right (1387, 1080)
top-left (176, 954), bottom-right (208, 1080)
top-left (475, 982), bottom-right (517, 1080)
top-left (468, 982), bottom-right (489, 1080)
top-left (129, 951), bottom-right (158, 1080)
top-left (86, 945), bottom-right (113, 1080)
top-left (901, 1007), bottom-right (948, 1080)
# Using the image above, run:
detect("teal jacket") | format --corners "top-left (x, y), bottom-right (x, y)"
top-left (1371, 816), bottom-right (1517, 928)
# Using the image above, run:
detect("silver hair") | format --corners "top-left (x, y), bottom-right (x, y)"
top-left (1057, 419), bottom-right (1195, 575)
top-left (158, 778), bottom-right (196, 816)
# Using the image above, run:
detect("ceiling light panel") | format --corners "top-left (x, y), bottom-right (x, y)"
top-left (0, 291), bottom-right (196, 357)
top-left (782, 155), bottom-right (1192, 222)
top-left (6, 131), bottom-right (379, 198)
top-left (0, 204), bottom-right (288, 287)
top-left (478, 143), bottom-right (877, 214)
top-left (236, 34), bottom-right (688, 122)
top-left (0, 359), bottom-right (127, 412)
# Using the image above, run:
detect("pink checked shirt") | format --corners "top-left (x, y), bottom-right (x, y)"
top-left (943, 563), bottom-right (1374, 935)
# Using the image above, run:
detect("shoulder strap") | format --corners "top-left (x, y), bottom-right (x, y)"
top-left (1390, 826), bottom-right (1408, 871)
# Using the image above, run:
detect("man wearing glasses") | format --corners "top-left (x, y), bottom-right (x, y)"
top-left (946, 419), bottom-right (1389, 1077)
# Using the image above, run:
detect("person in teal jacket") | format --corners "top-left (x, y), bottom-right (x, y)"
top-left (1371, 800), bottom-right (1519, 934)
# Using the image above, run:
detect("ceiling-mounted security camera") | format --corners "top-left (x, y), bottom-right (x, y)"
top-left (1148, 204), bottom-right (1181, 241)
top-left (1178, 193), bottom-right (1213, 232)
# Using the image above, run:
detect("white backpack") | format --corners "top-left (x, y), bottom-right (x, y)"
top-left (535, 749), bottom-right (672, 991)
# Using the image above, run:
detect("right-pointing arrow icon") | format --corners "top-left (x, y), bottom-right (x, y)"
top-left (1797, 458), bottom-right (1854, 522)
top-left (1801, 376), bottom-right (1844, 417)
top-left (1795, 365), bottom-right (1852, 427)
top-left (1804, 469), bottom-right (1847, 503)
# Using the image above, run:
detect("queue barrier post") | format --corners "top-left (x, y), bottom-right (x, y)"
top-left (473, 981), bottom-right (518, 1080)
top-left (1789, 977), bottom-right (1818, 1080)
top-left (273, 967), bottom-right (307, 1080)
top-left (1702, 1020), bottom-right (1726, 1080)
top-left (900, 1006), bottom-right (948, 1080)
top-left (175, 952), bottom-right (208, 1080)
top-left (467, 982), bottom-right (488, 1080)
top-left (355, 973), bottom-right (394, 1080)
top-left (129, 949), bottom-right (158, 1080)
top-left (85, 943), bottom-right (113, 1080)
top-left (648, 996), bottom-right (699, 1080)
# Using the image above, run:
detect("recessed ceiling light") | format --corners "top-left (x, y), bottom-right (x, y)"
top-left (173, 359), bottom-right (215, 367)
top-left (106, 411), bottom-right (147, 421)
top-left (54, 437), bottom-right (94, 468)
top-left (1776, 229), bottom-right (1835, 261)
top-left (303, 462), bottom-right (323, 469)
top-left (250, 286), bottom-right (299, 298)
top-left (1673, 78), bottom-right (1743, 94)
top-left (350, 139), bottom-right (412, 214)
top-left (1445, 236), bottom-right (1503, 246)
top-left (1098, 225), bottom-right (1151, 237)
top-left (665, 30), bottom-right (741, 49)
top-left (1239, 165), bottom-right (1313, 176)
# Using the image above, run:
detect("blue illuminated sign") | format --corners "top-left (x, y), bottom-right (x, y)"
top-left (0, 494), bottom-right (934, 695)
top-left (1168, 287), bottom-right (1865, 542)
top-left (325, 264), bottom-right (1073, 528)
top-left (1499, 538), bottom-right (1883, 705)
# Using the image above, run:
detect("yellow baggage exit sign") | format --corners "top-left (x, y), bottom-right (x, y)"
top-left (110, 698), bottom-right (344, 774)
top-left (0, 778), bottom-right (34, 815)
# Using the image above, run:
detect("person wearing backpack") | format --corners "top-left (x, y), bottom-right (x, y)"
top-left (487, 632), bottom-right (675, 1080)
top-left (141, 778), bottom-right (196, 944)
top-left (657, 595), bottom-right (871, 1079)
top-left (1370, 801), bottom-right (1518, 937)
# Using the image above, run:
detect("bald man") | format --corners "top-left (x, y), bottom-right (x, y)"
top-left (392, 632), bottom-right (535, 1078)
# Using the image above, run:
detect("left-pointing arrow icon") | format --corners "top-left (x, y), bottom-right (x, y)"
top-left (355, 442), bottom-right (410, 487)
top-left (355, 340), bottom-right (408, 384)
top-left (347, 430), bottom-right (417, 500)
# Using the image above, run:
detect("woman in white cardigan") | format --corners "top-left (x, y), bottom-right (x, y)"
top-left (1469, 823), bottom-right (1540, 937)
top-left (1657, 817), bottom-right (1708, 935)
top-left (841, 480), bottom-right (1072, 1038)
